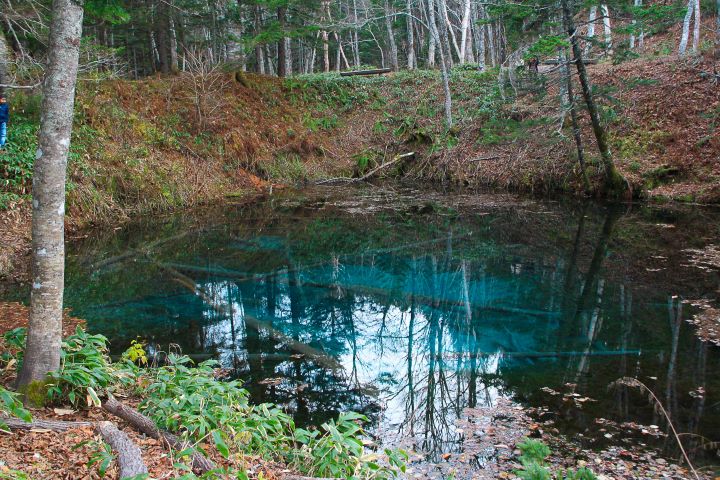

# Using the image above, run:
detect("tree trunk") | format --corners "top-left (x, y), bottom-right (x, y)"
top-left (692, 0), bottom-right (700, 53)
top-left (679, 0), bottom-right (693, 56)
top-left (474, 3), bottom-right (486, 71)
top-left (156, 0), bottom-right (173, 74)
top-left (384, 0), bottom-right (399, 71)
top-left (437, 0), bottom-right (461, 63)
top-left (406, 0), bottom-right (416, 69)
top-left (16, 0), bottom-right (84, 398)
top-left (459, 0), bottom-right (471, 64)
top-left (0, 30), bottom-right (10, 95)
top-left (630, 0), bottom-right (643, 50)
top-left (561, 0), bottom-right (625, 195)
top-left (103, 396), bottom-right (216, 474)
top-left (277, 6), bottom-right (288, 77)
top-left (427, 0), bottom-right (452, 127)
top-left (560, 48), bottom-right (590, 192)
top-left (96, 421), bottom-right (148, 478)
top-left (585, 6), bottom-right (597, 55)
top-left (427, 0), bottom-right (437, 67)
top-left (601, 5), bottom-right (612, 53)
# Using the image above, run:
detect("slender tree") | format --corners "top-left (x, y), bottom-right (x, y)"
top-left (561, 0), bottom-right (625, 194)
top-left (17, 0), bottom-right (84, 399)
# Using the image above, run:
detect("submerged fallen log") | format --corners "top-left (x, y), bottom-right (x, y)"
top-left (102, 395), bottom-right (216, 474)
top-left (339, 68), bottom-right (391, 76)
top-left (158, 262), bottom-right (343, 372)
top-left (3, 416), bottom-right (148, 477)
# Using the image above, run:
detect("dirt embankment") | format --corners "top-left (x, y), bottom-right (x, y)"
top-left (1, 51), bottom-right (719, 283)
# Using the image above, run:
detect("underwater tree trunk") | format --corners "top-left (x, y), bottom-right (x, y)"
top-left (17, 0), bottom-right (83, 398)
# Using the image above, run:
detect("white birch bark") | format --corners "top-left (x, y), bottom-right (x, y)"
top-left (585, 6), bottom-right (597, 55)
top-left (459, 0), bottom-right (471, 64)
top-left (630, 0), bottom-right (642, 49)
top-left (692, 0), bottom-right (700, 53)
top-left (406, 0), bottom-right (416, 69)
top-left (0, 30), bottom-right (10, 94)
top-left (17, 0), bottom-right (84, 392)
top-left (426, 0), bottom-right (452, 126)
top-left (384, 0), bottom-right (399, 71)
top-left (427, 0), bottom-right (437, 66)
top-left (601, 5), bottom-right (612, 52)
top-left (439, 0), bottom-right (461, 63)
top-left (679, 0), bottom-right (693, 56)
top-left (473, 3), bottom-right (486, 71)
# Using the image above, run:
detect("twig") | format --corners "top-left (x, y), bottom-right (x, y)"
top-left (315, 152), bottom-right (414, 185)
top-left (610, 377), bottom-right (700, 480)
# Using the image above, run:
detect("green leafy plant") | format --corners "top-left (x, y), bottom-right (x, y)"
top-left (47, 326), bottom-right (115, 407)
top-left (564, 467), bottom-right (598, 480)
top-left (74, 439), bottom-right (115, 477)
top-left (122, 340), bottom-right (148, 366)
top-left (0, 386), bottom-right (33, 431)
top-left (1, 327), bottom-right (27, 371)
top-left (517, 438), bottom-right (551, 464)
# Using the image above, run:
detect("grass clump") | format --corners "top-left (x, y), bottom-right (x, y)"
top-left (514, 438), bottom-right (597, 480)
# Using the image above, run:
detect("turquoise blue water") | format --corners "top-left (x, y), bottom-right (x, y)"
top-left (36, 188), bottom-right (720, 463)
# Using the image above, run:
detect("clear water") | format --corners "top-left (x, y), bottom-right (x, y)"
top-left (23, 187), bottom-right (720, 463)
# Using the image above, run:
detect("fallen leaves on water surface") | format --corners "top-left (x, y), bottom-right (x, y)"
top-left (685, 300), bottom-right (720, 347)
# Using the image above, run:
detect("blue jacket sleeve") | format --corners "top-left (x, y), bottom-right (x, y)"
top-left (0, 104), bottom-right (9, 123)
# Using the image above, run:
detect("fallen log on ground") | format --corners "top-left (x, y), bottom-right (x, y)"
top-left (1, 416), bottom-right (93, 431)
top-left (339, 68), bottom-right (391, 76)
top-left (95, 421), bottom-right (148, 477)
top-left (102, 396), bottom-right (216, 474)
top-left (316, 152), bottom-right (414, 185)
top-left (3, 416), bottom-right (148, 476)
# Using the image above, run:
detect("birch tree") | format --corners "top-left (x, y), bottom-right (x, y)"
top-left (585, 6), bottom-right (597, 55)
top-left (601, 4), bottom-right (612, 53)
top-left (459, 0), bottom-right (471, 64)
top-left (427, 0), bottom-right (452, 127)
top-left (0, 30), bottom-right (10, 95)
top-left (679, 0), bottom-right (694, 55)
top-left (406, 0), bottom-right (416, 69)
top-left (16, 0), bottom-right (84, 399)
top-left (384, 0), bottom-right (399, 71)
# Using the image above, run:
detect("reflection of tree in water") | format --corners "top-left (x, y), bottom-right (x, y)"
top-left (62, 197), bottom-right (720, 464)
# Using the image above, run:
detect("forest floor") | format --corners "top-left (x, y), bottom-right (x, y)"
top-left (0, 302), bottom-right (708, 479)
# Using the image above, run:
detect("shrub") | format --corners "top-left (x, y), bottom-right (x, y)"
top-left (47, 326), bottom-right (116, 407)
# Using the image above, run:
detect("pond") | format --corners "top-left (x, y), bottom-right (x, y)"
top-left (19, 187), bottom-right (720, 466)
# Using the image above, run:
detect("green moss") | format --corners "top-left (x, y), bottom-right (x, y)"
top-left (17, 379), bottom-right (53, 408)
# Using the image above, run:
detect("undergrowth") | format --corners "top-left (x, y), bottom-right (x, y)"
top-left (0, 327), bottom-right (407, 479)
